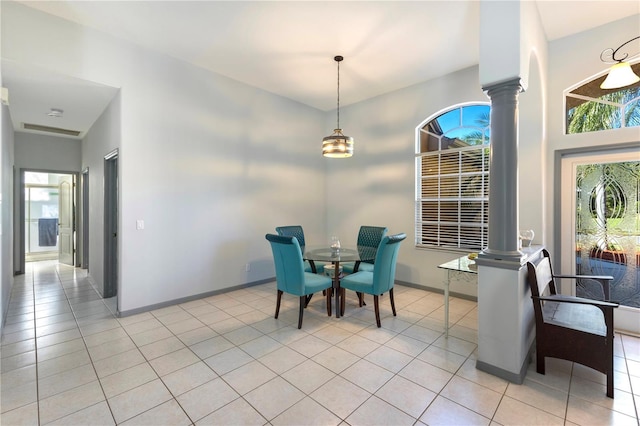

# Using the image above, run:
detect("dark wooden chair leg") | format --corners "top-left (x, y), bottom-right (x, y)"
top-left (389, 288), bottom-right (396, 316)
top-left (275, 290), bottom-right (283, 319)
top-left (298, 296), bottom-right (305, 329)
top-left (357, 292), bottom-right (363, 307)
top-left (536, 349), bottom-right (545, 375)
top-left (326, 288), bottom-right (332, 316)
top-left (305, 294), bottom-right (313, 308)
top-left (340, 288), bottom-right (345, 316)
top-left (374, 295), bottom-right (381, 327)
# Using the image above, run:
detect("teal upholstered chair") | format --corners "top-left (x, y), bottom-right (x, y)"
top-left (265, 234), bottom-right (333, 329)
top-left (342, 226), bottom-right (388, 274)
top-left (339, 233), bottom-right (406, 327)
top-left (275, 225), bottom-right (325, 274)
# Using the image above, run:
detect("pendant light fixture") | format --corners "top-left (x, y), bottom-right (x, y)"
top-left (322, 55), bottom-right (354, 158)
top-left (600, 36), bottom-right (640, 89)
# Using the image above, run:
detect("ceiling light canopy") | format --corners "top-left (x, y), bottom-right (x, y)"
top-left (600, 36), bottom-right (640, 89)
top-left (47, 108), bottom-right (64, 118)
top-left (322, 56), bottom-right (354, 158)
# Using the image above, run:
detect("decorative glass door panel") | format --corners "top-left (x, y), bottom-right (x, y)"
top-left (575, 161), bottom-right (639, 307)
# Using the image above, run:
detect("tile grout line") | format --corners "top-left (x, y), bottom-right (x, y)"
top-left (59, 264), bottom-right (120, 426)
top-left (4, 262), bottom-right (638, 425)
top-left (620, 334), bottom-right (640, 421)
top-left (31, 268), bottom-right (42, 426)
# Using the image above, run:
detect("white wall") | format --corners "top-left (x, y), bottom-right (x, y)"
top-left (1, 103), bottom-right (15, 325)
top-left (2, 2), bottom-right (327, 313)
top-left (14, 132), bottom-right (82, 172)
top-left (517, 0), bottom-right (549, 246)
top-left (324, 1), bottom-right (549, 298)
top-left (325, 66), bottom-right (489, 295)
top-left (81, 92), bottom-right (121, 297)
top-left (546, 14), bottom-right (640, 260)
top-left (12, 132), bottom-right (82, 272)
top-left (479, 0), bottom-right (521, 87)
top-left (4, 1), bottom-right (635, 315)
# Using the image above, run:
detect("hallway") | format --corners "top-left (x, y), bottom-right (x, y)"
top-left (1, 261), bottom-right (639, 425)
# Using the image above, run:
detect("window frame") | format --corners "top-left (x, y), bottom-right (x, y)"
top-left (415, 102), bottom-right (491, 251)
top-left (564, 64), bottom-right (640, 134)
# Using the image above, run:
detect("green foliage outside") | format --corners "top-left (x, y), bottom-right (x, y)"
top-left (567, 87), bottom-right (640, 134)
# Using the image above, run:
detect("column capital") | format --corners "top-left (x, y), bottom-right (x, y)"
top-left (482, 78), bottom-right (525, 96)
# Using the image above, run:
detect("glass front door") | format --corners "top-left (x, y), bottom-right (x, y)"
top-left (562, 153), bottom-right (639, 334)
top-left (575, 161), bottom-right (639, 307)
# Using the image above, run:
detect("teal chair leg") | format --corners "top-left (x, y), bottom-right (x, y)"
top-left (390, 288), bottom-right (397, 316)
top-left (275, 290), bottom-right (283, 319)
top-left (374, 295), bottom-right (381, 327)
top-left (298, 296), bottom-right (305, 329)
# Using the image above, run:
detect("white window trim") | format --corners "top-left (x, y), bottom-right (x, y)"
top-left (415, 102), bottom-right (491, 250)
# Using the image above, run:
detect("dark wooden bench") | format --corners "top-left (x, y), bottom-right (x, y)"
top-left (526, 249), bottom-right (619, 398)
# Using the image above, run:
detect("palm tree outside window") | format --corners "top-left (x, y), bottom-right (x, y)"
top-left (566, 64), bottom-right (640, 133)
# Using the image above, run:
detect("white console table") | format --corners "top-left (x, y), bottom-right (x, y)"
top-left (438, 255), bottom-right (478, 337)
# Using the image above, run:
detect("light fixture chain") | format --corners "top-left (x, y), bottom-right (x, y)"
top-left (337, 58), bottom-right (340, 129)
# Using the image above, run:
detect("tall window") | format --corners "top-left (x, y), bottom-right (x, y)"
top-left (565, 64), bottom-right (640, 134)
top-left (415, 104), bottom-right (490, 250)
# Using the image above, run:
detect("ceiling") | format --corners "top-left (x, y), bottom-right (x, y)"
top-left (3, 0), bottom-right (639, 139)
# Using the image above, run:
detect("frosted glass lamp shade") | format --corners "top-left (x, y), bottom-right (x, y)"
top-left (600, 62), bottom-right (640, 89)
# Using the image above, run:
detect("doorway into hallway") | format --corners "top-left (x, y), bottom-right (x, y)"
top-left (22, 170), bottom-right (76, 265)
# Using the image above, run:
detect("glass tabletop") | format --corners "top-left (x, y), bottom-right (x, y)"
top-left (303, 246), bottom-right (377, 263)
top-left (437, 255), bottom-right (478, 274)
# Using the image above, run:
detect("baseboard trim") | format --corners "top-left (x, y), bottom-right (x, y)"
top-left (112, 278), bottom-right (476, 318)
top-left (395, 280), bottom-right (478, 302)
top-left (476, 341), bottom-right (534, 384)
top-left (116, 278), bottom-right (273, 318)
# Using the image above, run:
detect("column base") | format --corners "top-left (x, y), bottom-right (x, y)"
top-left (476, 249), bottom-right (526, 269)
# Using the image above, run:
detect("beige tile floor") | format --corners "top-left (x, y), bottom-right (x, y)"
top-left (1, 260), bottom-right (639, 425)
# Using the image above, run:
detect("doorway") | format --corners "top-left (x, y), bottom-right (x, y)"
top-left (81, 167), bottom-right (89, 269)
top-left (21, 170), bottom-right (77, 265)
top-left (561, 150), bottom-right (639, 334)
top-left (103, 150), bottom-right (118, 299)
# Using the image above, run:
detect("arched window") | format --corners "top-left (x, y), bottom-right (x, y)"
top-left (415, 104), bottom-right (490, 250)
top-left (565, 64), bottom-right (640, 134)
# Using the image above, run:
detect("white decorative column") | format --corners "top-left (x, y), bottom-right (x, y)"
top-left (481, 78), bottom-right (523, 263)
top-left (474, 0), bottom-right (547, 385)
top-left (475, 78), bottom-right (537, 383)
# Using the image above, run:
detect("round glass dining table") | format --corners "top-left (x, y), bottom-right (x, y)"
top-left (303, 246), bottom-right (376, 318)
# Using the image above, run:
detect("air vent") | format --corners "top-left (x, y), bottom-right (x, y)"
top-left (23, 123), bottom-right (81, 137)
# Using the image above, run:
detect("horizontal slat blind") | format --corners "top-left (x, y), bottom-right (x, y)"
top-left (416, 145), bottom-right (489, 250)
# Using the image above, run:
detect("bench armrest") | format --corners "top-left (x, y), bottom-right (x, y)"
top-left (534, 294), bottom-right (619, 308)
top-left (553, 274), bottom-right (613, 281)
top-left (552, 274), bottom-right (613, 300)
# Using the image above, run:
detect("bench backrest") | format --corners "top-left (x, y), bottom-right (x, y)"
top-left (527, 252), bottom-right (556, 327)
top-left (529, 256), bottom-right (554, 298)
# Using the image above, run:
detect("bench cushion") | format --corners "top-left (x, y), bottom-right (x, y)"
top-left (543, 301), bottom-right (606, 336)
